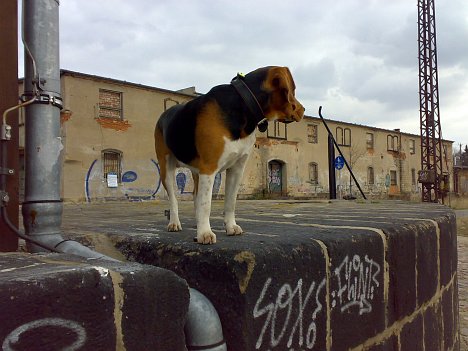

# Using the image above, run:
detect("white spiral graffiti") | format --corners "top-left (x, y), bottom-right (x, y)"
top-left (2, 318), bottom-right (86, 351)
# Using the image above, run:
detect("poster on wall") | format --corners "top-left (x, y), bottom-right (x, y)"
top-left (107, 173), bottom-right (118, 188)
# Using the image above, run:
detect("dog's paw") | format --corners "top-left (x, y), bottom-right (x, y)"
top-left (226, 224), bottom-right (243, 236)
top-left (196, 230), bottom-right (217, 244)
top-left (167, 222), bottom-right (182, 232)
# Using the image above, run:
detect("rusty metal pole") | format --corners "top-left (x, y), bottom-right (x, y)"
top-left (0, 0), bottom-right (19, 252)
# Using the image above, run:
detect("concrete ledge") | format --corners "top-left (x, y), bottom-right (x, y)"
top-left (62, 200), bottom-right (459, 350)
top-left (0, 253), bottom-right (189, 351)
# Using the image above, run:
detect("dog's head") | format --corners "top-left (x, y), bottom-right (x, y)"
top-left (251, 66), bottom-right (305, 123)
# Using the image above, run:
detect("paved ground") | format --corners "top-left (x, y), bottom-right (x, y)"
top-left (457, 209), bottom-right (468, 350)
top-left (460, 236), bottom-right (468, 350)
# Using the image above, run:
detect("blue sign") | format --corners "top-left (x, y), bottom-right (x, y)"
top-left (334, 156), bottom-right (345, 170)
top-left (122, 171), bottom-right (138, 183)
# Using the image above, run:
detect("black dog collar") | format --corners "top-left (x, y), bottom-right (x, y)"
top-left (231, 74), bottom-right (268, 132)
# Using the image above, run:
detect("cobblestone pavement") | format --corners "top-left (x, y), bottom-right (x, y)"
top-left (459, 235), bottom-right (468, 351)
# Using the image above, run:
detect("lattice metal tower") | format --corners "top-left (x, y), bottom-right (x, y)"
top-left (417, 0), bottom-right (444, 203)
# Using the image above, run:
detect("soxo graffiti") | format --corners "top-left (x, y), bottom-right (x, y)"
top-left (253, 277), bottom-right (326, 350)
top-left (253, 254), bottom-right (381, 350)
top-left (2, 318), bottom-right (86, 351)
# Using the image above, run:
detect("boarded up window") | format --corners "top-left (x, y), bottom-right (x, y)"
top-left (366, 133), bottom-right (374, 149)
top-left (99, 89), bottom-right (122, 119)
top-left (409, 139), bottom-right (416, 154)
top-left (307, 124), bottom-right (318, 143)
top-left (390, 170), bottom-right (397, 185)
top-left (102, 149), bottom-right (122, 181)
top-left (309, 162), bottom-right (318, 184)
top-left (367, 166), bottom-right (375, 185)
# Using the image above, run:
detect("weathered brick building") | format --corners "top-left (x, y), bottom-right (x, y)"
top-left (19, 70), bottom-right (453, 202)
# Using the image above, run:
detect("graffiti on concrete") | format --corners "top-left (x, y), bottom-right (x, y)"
top-left (2, 318), bottom-right (86, 351)
top-left (253, 254), bottom-right (381, 350)
top-left (331, 254), bottom-right (381, 315)
top-left (253, 277), bottom-right (326, 350)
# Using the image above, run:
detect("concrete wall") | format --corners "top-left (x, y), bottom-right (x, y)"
top-left (3, 199), bottom-right (458, 350)
top-left (0, 253), bottom-right (189, 350)
top-left (85, 200), bottom-right (459, 350)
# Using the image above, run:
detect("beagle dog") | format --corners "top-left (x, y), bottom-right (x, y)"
top-left (155, 66), bottom-right (304, 244)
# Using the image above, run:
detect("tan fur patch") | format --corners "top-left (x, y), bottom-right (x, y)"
top-left (154, 126), bottom-right (169, 187)
top-left (191, 101), bottom-right (231, 175)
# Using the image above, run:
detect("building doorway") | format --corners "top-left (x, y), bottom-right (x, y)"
top-left (268, 160), bottom-right (284, 195)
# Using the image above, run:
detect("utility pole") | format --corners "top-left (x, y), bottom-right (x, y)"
top-left (0, 0), bottom-right (19, 251)
top-left (417, 0), bottom-right (444, 203)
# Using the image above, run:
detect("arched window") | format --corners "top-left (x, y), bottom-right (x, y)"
top-left (411, 168), bottom-right (416, 186)
top-left (344, 128), bottom-right (351, 146)
top-left (102, 149), bottom-right (122, 182)
top-left (336, 127), bottom-right (344, 145)
top-left (387, 135), bottom-right (399, 151)
top-left (309, 162), bottom-right (318, 185)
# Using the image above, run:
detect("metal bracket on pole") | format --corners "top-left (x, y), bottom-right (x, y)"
top-left (319, 106), bottom-right (367, 200)
top-left (21, 92), bottom-right (63, 110)
top-left (0, 168), bottom-right (14, 176)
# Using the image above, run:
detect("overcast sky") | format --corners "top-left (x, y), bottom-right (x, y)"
top-left (18, 0), bottom-right (468, 149)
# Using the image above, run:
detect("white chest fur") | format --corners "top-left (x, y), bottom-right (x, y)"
top-left (217, 133), bottom-right (256, 172)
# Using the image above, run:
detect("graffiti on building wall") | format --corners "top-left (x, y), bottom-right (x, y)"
top-left (253, 254), bottom-right (381, 350)
top-left (84, 159), bottom-right (222, 201)
top-left (85, 159), bottom-right (161, 202)
top-left (175, 169), bottom-right (222, 196)
top-left (122, 171), bottom-right (138, 183)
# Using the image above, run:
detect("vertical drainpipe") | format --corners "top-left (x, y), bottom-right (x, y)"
top-left (22, 0), bottom-right (64, 252)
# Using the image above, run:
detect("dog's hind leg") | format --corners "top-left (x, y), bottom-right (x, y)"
top-left (224, 154), bottom-right (248, 235)
top-left (164, 154), bottom-right (182, 232)
top-left (155, 126), bottom-right (181, 232)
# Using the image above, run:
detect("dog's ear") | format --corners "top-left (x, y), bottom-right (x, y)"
top-left (268, 67), bottom-right (296, 103)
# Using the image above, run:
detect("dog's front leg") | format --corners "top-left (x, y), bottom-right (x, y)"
top-left (224, 155), bottom-right (248, 235)
top-left (195, 173), bottom-right (216, 244)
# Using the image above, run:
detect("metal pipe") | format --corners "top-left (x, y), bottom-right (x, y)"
top-left (185, 288), bottom-right (227, 351)
top-left (319, 106), bottom-right (367, 200)
top-left (328, 134), bottom-right (337, 199)
top-left (22, 0), bottom-right (63, 253)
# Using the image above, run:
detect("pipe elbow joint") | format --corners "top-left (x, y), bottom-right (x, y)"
top-left (185, 288), bottom-right (226, 351)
